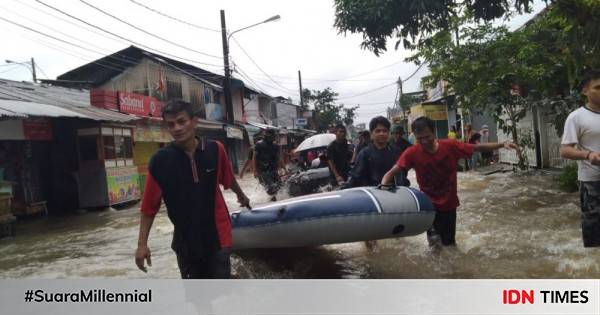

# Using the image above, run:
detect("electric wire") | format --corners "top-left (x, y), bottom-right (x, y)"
top-left (33, 0), bottom-right (223, 68)
top-left (79, 0), bottom-right (222, 60)
top-left (127, 0), bottom-right (220, 33)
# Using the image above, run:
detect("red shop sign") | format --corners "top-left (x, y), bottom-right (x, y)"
top-left (118, 92), bottom-right (163, 117)
top-left (23, 118), bottom-right (53, 140)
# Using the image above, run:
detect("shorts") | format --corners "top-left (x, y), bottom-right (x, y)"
top-left (176, 247), bottom-right (231, 279)
top-left (258, 170), bottom-right (282, 195)
top-left (427, 209), bottom-right (457, 246)
top-left (579, 181), bottom-right (600, 247)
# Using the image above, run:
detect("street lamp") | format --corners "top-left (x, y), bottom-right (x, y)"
top-left (220, 11), bottom-right (280, 125)
top-left (227, 15), bottom-right (280, 45)
top-left (5, 58), bottom-right (37, 83)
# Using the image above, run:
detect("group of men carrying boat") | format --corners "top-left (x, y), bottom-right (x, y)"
top-left (134, 70), bottom-right (600, 279)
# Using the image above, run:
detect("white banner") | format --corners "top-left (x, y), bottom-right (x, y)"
top-left (0, 280), bottom-right (598, 315)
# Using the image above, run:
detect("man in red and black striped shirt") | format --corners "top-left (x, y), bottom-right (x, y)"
top-left (135, 100), bottom-right (250, 279)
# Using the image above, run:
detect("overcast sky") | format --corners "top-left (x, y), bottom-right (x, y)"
top-left (0, 0), bottom-right (547, 124)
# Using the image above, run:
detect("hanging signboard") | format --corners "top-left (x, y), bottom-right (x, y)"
top-left (118, 92), bottom-right (163, 117)
top-left (134, 123), bottom-right (172, 142)
top-left (295, 118), bottom-right (307, 126)
top-left (0, 119), bottom-right (53, 140)
top-left (226, 126), bottom-right (244, 140)
top-left (22, 118), bottom-right (53, 140)
top-left (410, 104), bottom-right (448, 122)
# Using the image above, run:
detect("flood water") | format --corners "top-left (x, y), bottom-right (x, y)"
top-left (1, 169), bottom-right (598, 279)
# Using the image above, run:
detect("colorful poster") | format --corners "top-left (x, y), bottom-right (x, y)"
top-left (106, 166), bottom-right (140, 205)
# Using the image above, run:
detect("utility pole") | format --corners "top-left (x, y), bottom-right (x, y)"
top-left (298, 70), bottom-right (304, 108)
top-left (396, 76), bottom-right (405, 127)
top-left (30, 58), bottom-right (37, 83)
top-left (220, 10), bottom-right (234, 125)
top-left (220, 10), bottom-right (238, 173)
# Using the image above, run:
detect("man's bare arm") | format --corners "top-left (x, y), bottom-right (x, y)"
top-left (474, 142), bottom-right (518, 152)
top-left (135, 213), bottom-right (155, 272)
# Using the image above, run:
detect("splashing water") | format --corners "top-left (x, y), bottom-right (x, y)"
top-left (0, 170), bottom-right (598, 278)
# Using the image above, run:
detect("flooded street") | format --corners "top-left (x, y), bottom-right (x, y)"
top-left (1, 169), bottom-right (598, 279)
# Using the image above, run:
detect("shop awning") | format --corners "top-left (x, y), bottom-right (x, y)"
top-left (62, 106), bottom-right (138, 122)
top-left (246, 121), bottom-right (279, 130)
top-left (225, 125), bottom-right (244, 140)
top-left (0, 99), bottom-right (89, 118)
top-left (196, 118), bottom-right (225, 131)
top-left (421, 94), bottom-right (456, 105)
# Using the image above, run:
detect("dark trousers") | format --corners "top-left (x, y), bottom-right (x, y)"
top-left (427, 210), bottom-right (457, 246)
top-left (580, 181), bottom-right (600, 247)
top-left (176, 247), bottom-right (232, 279)
top-left (258, 170), bottom-right (281, 195)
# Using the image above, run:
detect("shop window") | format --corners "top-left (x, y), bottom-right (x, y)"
top-left (79, 136), bottom-right (99, 161)
top-left (167, 76), bottom-right (182, 99)
top-left (103, 136), bottom-right (115, 160)
top-left (124, 136), bottom-right (133, 158)
top-left (115, 135), bottom-right (125, 158)
top-left (102, 128), bottom-right (134, 167)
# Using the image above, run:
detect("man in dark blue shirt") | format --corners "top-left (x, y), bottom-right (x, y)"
top-left (327, 124), bottom-right (352, 186)
top-left (253, 128), bottom-right (285, 201)
top-left (343, 116), bottom-right (410, 189)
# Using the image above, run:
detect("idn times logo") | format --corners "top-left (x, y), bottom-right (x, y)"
top-left (502, 289), bottom-right (589, 304)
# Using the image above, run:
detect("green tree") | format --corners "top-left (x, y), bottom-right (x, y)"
top-left (303, 88), bottom-right (359, 132)
top-left (342, 105), bottom-right (359, 126)
top-left (333, 0), bottom-right (535, 55)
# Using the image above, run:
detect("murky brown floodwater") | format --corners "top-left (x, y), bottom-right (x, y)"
top-left (1, 168), bottom-right (598, 279)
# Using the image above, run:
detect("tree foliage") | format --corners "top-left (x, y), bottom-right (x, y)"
top-left (333, 0), bottom-right (536, 55)
top-left (303, 87), bottom-right (359, 132)
top-left (406, 1), bottom-right (600, 167)
top-left (333, 0), bottom-right (600, 168)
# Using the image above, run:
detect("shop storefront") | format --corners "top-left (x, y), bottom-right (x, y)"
top-left (76, 124), bottom-right (141, 207)
top-left (133, 119), bottom-right (171, 193)
top-left (409, 104), bottom-right (449, 139)
top-left (0, 118), bottom-right (53, 218)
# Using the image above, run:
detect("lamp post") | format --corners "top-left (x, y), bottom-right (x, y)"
top-left (5, 58), bottom-right (37, 83)
top-left (220, 11), bottom-right (280, 124)
top-left (220, 10), bottom-right (280, 173)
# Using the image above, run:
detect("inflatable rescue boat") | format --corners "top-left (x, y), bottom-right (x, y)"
top-left (231, 186), bottom-right (434, 249)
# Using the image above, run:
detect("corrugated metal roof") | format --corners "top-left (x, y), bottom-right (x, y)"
top-left (0, 79), bottom-right (90, 107)
top-left (0, 99), bottom-right (89, 118)
top-left (0, 107), bottom-right (27, 118)
top-left (54, 46), bottom-right (232, 91)
top-left (0, 79), bottom-right (137, 122)
top-left (64, 106), bottom-right (139, 122)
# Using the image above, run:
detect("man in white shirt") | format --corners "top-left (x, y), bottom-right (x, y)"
top-left (560, 70), bottom-right (600, 247)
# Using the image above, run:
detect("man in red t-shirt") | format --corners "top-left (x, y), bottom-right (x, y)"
top-left (381, 117), bottom-right (517, 246)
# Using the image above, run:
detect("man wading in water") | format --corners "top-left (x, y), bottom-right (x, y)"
top-left (382, 116), bottom-right (517, 247)
top-left (560, 69), bottom-right (600, 248)
top-left (135, 100), bottom-right (250, 278)
top-left (342, 116), bottom-right (410, 250)
top-left (253, 128), bottom-right (286, 201)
